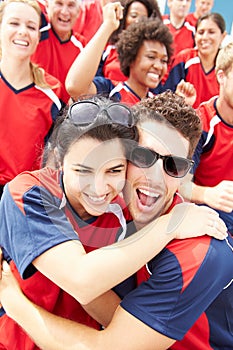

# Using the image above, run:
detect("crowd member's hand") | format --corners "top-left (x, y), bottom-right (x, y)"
top-left (168, 202), bottom-right (228, 240)
top-left (175, 80), bottom-right (197, 106)
top-left (203, 180), bottom-right (233, 213)
top-left (102, 1), bottom-right (123, 32)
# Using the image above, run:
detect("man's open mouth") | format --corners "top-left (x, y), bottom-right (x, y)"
top-left (136, 188), bottom-right (159, 207)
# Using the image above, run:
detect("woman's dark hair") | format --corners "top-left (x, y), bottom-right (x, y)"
top-left (196, 12), bottom-right (226, 33)
top-left (109, 0), bottom-right (162, 44)
top-left (116, 17), bottom-right (173, 77)
top-left (44, 96), bottom-right (139, 167)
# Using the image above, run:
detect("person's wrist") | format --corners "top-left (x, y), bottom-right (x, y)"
top-left (160, 213), bottom-right (177, 240)
top-left (101, 21), bottom-right (117, 34)
top-left (203, 186), bottom-right (211, 205)
top-left (165, 203), bottom-right (194, 239)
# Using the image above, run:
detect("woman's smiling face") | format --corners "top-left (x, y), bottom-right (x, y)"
top-left (129, 40), bottom-right (168, 92)
top-left (0, 2), bottom-right (40, 59)
top-left (195, 18), bottom-right (226, 57)
top-left (62, 137), bottom-right (127, 220)
top-left (125, 1), bottom-right (149, 28)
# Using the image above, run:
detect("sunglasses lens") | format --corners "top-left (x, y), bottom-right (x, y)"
top-left (130, 146), bottom-right (193, 177)
top-left (68, 102), bottom-right (133, 127)
top-left (69, 102), bottom-right (99, 125)
top-left (130, 147), bottom-right (157, 168)
top-left (165, 156), bottom-right (191, 178)
top-left (108, 104), bottom-right (133, 127)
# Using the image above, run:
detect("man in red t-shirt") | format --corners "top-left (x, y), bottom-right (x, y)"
top-left (186, 0), bottom-right (214, 27)
top-left (33, 0), bottom-right (86, 101)
top-left (180, 42), bottom-right (233, 235)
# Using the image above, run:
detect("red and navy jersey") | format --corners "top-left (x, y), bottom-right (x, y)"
top-left (186, 12), bottom-right (198, 27)
top-left (193, 96), bottom-right (233, 187)
top-left (121, 196), bottom-right (233, 349)
top-left (37, 1), bottom-right (101, 44)
top-left (193, 96), bottom-right (233, 234)
top-left (163, 15), bottom-right (195, 58)
top-left (93, 77), bottom-right (155, 105)
top-left (73, 0), bottom-right (103, 43)
top-left (96, 44), bottom-right (127, 81)
top-left (31, 15), bottom-right (86, 102)
top-left (0, 72), bottom-right (65, 186)
top-left (36, 0), bottom-right (46, 13)
top-left (162, 48), bottom-right (219, 108)
top-left (0, 167), bottom-right (133, 349)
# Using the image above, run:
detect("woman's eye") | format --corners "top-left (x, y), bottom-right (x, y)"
top-left (10, 21), bottom-right (19, 26)
top-left (130, 13), bottom-right (138, 18)
top-left (108, 168), bottom-right (124, 174)
top-left (28, 26), bottom-right (36, 31)
top-left (75, 169), bottom-right (91, 174)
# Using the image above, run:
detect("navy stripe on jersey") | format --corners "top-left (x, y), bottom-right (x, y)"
top-left (121, 235), bottom-right (233, 346)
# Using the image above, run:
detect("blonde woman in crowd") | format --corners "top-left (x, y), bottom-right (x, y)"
top-left (0, 0), bottom-right (66, 198)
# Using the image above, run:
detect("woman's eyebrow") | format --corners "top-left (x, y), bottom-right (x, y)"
top-left (72, 163), bottom-right (125, 170)
top-left (72, 163), bottom-right (93, 170)
top-left (108, 164), bottom-right (126, 170)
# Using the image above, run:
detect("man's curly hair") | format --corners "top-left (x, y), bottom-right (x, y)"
top-left (116, 17), bottom-right (173, 77)
top-left (132, 91), bottom-right (202, 157)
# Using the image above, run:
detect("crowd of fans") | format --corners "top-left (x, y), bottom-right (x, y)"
top-left (0, 0), bottom-right (232, 349)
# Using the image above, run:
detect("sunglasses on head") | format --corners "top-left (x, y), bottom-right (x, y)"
top-left (129, 146), bottom-right (194, 178)
top-left (67, 100), bottom-right (134, 127)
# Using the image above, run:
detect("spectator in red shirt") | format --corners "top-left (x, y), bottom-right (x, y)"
top-left (186, 0), bottom-right (214, 27)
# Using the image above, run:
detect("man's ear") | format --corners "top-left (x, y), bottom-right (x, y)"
top-left (216, 69), bottom-right (225, 85)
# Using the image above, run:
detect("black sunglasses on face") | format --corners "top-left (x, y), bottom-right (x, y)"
top-left (67, 100), bottom-right (134, 127)
top-left (129, 146), bottom-right (194, 178)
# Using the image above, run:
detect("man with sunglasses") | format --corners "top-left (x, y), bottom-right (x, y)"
top-left (0, 92), bottom-right (232, 349)
top-left (118, 91), bottom-right (232, 349)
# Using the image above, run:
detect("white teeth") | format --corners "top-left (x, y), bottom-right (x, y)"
top-left (88, 195), bottom-right (106, 202)
top-left (148, 72), bottom-right (159, 79)
top-left (59, 18), bottom-right (69, 23)
top-left (13, 40), bottom-right (28, 46)
top-left (139, 188), bottom-right (159, 198)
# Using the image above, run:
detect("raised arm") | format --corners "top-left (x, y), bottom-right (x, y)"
top-left (65, 2), bottom-right (123, 100)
